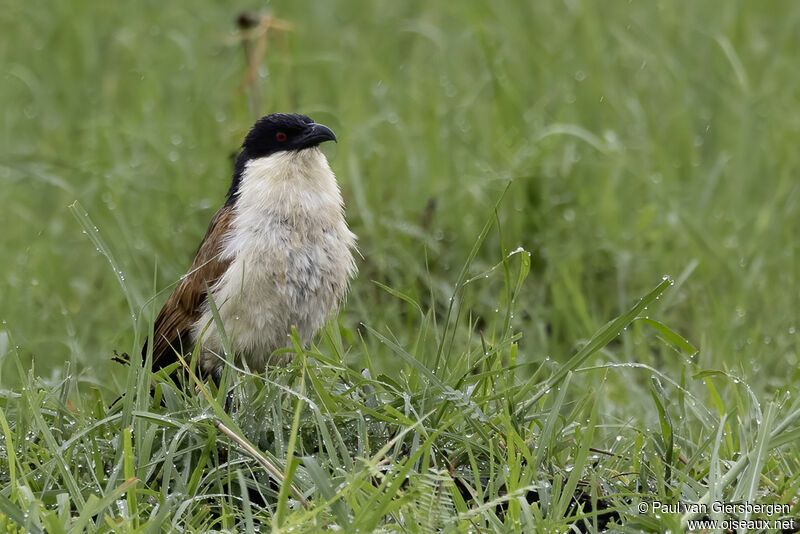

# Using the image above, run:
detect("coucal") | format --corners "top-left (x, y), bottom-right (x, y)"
top-left (146, 113), bottom-right (357, 383)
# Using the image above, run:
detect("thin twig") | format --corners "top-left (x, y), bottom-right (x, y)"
top-left (236, 11), bottom-right (293, 119)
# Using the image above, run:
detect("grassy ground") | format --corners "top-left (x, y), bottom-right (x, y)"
top-left (1, 0), bottom-right (799, 531)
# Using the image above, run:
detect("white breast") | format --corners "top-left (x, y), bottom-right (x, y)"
top-left (192, 148), bottom-right (357, 374)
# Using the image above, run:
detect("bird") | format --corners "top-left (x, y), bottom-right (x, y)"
top-left (146, 113), bottom-right (357, 384)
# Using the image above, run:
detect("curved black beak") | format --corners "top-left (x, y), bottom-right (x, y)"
top-left (301, 122), bottom-right (337, 146)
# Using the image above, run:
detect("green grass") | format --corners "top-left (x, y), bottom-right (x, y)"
top-left (1, 0), bottom-right (799, 531)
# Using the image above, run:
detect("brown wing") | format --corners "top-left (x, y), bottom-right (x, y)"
top-left (147, 205), bottom-right (233, 371)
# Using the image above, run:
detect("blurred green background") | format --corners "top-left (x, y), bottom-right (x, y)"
top-left (1, 0), bottom-right (798, 396)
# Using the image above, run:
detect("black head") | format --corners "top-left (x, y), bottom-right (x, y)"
top-left (242, 113), bottom-right (336, 158)
top-left (227, 113), bottom-right (337, 204)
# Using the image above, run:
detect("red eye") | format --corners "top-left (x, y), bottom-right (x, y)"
top-left (276, 132), bottom-right (287, 142)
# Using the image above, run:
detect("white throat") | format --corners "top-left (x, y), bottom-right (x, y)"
top-left (230, 147), bottom-right (344, 237)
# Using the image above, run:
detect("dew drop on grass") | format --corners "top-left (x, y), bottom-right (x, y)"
top-left (616, 435), bottom-right (622, 441)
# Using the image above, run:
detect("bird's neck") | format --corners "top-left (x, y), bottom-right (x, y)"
top-left (231, 147), bottom-right (345, 230)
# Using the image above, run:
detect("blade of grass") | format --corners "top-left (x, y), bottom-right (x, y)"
top-left (24, 386), bottom-right (86, 509)
top-left (732, 402), bottom-right (776, 508)
top-left (236, 470), bottom-right (255, 534)
top-left (434, 182), bottom-right (511, 373)
top-left (69, 201), bottom-right (137, 328)
top-left (635, 317), bottom-right (698, 356)
top-left (0, 408), bottom-right (18, 501)
top-left (0, 494), bottom-right (43, 534)
top-left (553, 391), bottom-right (598, 520)
top-left (533, 372), bottom-right (571, 471)
top-left (681, 402), bottom-right (800, 526)
top-left (518, 276), bottom-right (673, 415)
top-left (303, 456), bottom-right (350, 528)
top-left (68, 478), bottom-right (137, 534)
top-left (122, 426), bottom-right (139, 526)
top-left (649, 377), bottom-right (674, 483)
